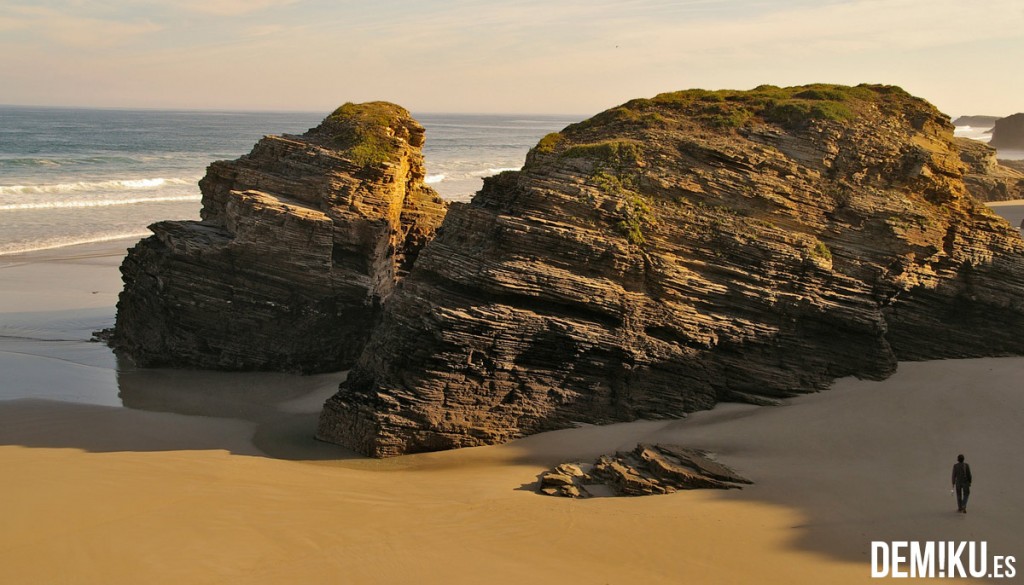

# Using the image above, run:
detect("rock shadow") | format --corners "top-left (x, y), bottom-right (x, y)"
top-left (0, 355), bottom-right (361, 462)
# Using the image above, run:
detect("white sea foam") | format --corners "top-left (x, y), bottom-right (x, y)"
top-left (0, 194), bottom-right (202, 212)
top-left (0, 231), bottom-right (152, 257)
top-left (425, 167), bottom-right (521, 185)
top-left (469, 167), bottom-right (520, 177)
top-left (0, 157), bottom-right (62, 168)
top-left (0, 177), bottom-right (193, 196)
top-left (953, 125), bottom-right (993, 143)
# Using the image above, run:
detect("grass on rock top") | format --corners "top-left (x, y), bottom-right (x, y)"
top-left (319, 101), bottom-right (411, 166)
top-left (523, 83), bottom-right (943, 248)
top-left (557, 83), bottom-right (923, 134)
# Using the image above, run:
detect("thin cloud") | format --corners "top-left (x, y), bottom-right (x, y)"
top-left (3, 5), bottom-right (160, 48)
top-left (175, 0), bottom-right (301, 16)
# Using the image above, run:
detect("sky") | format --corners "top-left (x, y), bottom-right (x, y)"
top-left (1, 0), bottom-right (1022, 117)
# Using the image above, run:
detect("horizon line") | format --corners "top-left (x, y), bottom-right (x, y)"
top-left (0, 103), bottom-right (589, 119)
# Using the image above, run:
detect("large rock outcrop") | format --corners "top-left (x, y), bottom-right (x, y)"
top-left (317, 84), bottom-right (1024, 457)
top-left (955, 137), bottom-right (1024, 201)
top-left (114, 102), bottom-right (446, 372)
top-left (989, 113), bottom-right (1024, 149)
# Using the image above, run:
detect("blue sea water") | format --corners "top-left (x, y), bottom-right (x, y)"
top-left (0, 106), bottom-right (580, 256)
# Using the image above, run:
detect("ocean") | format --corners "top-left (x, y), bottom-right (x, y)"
top-left (0, 107), bottom-right (580, 257)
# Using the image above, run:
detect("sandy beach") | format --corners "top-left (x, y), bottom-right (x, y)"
top-left (2, 204), bottom-right (1023, 584)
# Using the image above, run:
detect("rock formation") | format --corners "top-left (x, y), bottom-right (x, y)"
top-left (989, 113), bottom-right (1024, 149)
top-left (955, 137), bottom-right (1024, 201)
top-left (538, 444), bottom-right (751, 498)
top-left (114, 103), bottom-right (446, 372)
top-left (317, 84), bottom-right (1024, 457)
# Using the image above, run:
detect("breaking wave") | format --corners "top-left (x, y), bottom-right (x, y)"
top-left (469, 167), bottom-right (520, 177)
top-left (0, 231), bottom-right (152, 257)
top-left (423, 167), bottom-right (522, 184)
top-left (0, 194), bottom-right (202, 212)
top-left (0, 177), bottom-right (193, 196)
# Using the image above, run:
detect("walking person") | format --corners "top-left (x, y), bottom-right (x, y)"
top-left (952, 454), bottom-right (972, 513)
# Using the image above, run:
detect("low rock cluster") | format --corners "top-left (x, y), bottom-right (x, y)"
top-left (538, 443), bottom-right (751, 498)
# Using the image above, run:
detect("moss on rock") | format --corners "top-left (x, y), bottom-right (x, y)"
top-left (315, 101), bottom-right (414, 166)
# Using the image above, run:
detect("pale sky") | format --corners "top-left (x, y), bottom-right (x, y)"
top-left (1, 0), bottom-right (1022, 117)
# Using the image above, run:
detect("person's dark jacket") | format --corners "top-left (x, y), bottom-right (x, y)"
top-left (952, 462), bottom-right (972, 486)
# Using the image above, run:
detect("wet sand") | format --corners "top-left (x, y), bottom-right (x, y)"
top-left (2, 206), bottom-right (1023, 584)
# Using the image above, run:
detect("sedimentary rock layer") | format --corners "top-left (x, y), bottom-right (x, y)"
top-left (955, 137), bottom-right (1024, 202)
top-left (538, 444), bottom-right (751, 498)
top-left (114, 103), bottom-right (446, 372)
top-left (318, 84), bottom-right (1024, 457)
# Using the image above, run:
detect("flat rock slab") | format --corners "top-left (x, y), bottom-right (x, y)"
top-left (538, 443), bottom-right (751, 498)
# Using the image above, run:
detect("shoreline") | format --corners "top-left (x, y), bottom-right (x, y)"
top-left (0, 235), bottom-right (140, 267)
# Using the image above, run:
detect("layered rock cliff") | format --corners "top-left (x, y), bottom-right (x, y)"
top-left (955, 137), bottom-right (1024, 202)
top-left (989, 113), bottom-right (1024, 149)
top-left (114, 102), bottom-right (447, 372)
top-left (317, 84), bottom-right (1024, 457)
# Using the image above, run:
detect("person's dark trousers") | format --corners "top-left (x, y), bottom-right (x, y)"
top-left (956, 484), bottom-right (971, 511)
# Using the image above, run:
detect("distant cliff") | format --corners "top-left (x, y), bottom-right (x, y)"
top-left (114, 103), bottom-right (447, 372)
top-left (989, 113), bottom-right (1024, 149)
top-left (951, 115), bottom-right (1000, 128)
top-left (317, 84), bottom-right (1024, 457)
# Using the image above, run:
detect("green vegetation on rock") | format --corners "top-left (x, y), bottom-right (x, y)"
top-left (320, 102), bottom-right (409, 166)
top-left (649, 84), bottom-right (865, 129)
top-left (583, 169), bottom-right (652, 246)
top-left (562, 140), bottom-right (643, 167)
top-left (810, 240), bottom-right (832, 262)
top-left (617, 197), bottom-right (652, 245)
top-left (534, 132), bottom-right (566, 154)
top-left (564, 84), bottom-right (921, 132)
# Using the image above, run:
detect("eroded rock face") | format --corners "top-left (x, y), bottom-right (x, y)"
top-left (317, 85), bottom-right (1024, 457)
top-left (114, 102), bottom-right (446, 372)
top-left (956, 137), bottom-right (1024, 202)
top-left (989, 113), bottom-right (1024, 149)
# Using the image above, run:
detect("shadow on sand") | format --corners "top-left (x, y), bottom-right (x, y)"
top-left (0, 355), bottom-right (361, 461)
